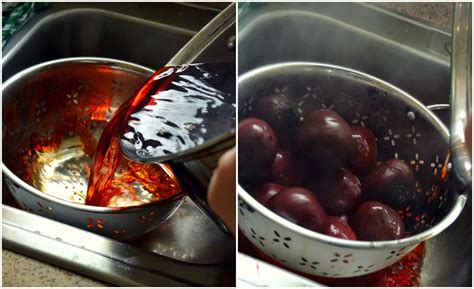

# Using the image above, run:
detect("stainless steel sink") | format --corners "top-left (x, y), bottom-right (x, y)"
top-left (3, 3), bottom-right (235, 80)
top-left (2, 3), bottom-right (235, 286)
top-left (238, 2), bottom-right (451, 107)
top-left (237, 2), bottom-right (471, 287)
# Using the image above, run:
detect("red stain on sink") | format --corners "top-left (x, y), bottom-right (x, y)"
top-left (239, 231), bottom-right (425, 287)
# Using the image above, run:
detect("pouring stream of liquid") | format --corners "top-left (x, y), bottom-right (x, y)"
top-left (86, 63), bottom-right (235, 206)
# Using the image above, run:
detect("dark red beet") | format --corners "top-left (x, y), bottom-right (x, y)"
top-left (271, 150), bottom-right (299, 186)
top-left (350, 125), bottom-right (377, 177)
top-left (267, 187), bottom-right (327, 232)
top-left (295, 109), bottom-right (354, 167)
top-left (337, 215), bottom-right (349, 226)
top-left (255, 95), bottom-right (300, 147)
top-left (351, 201), bottom-right (405, 241)
top-left (238, 118), bottom-right (278, 183)
top-left (253, 183), bottom-right (284, 205)
top-left (321, 216), bottom-right (357, 240)
top-left (363, 159), bottom-right (415, 208)
top-left (316, 168), bottom-right (362, 215)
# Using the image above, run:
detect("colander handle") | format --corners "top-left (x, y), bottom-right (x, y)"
top-left (427, 103), bottom-right (472, 194)
top-left (427, 104), bottom-right (450, 111)
top-left (449, 2), bottom-right (472, 192)
top-left (427, 104), bottom-right (450, 127)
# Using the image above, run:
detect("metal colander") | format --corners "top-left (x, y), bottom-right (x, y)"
top-left (237, 62), bottom-right (467, 277)
top-left (2, 58), bottom-right (186, 240)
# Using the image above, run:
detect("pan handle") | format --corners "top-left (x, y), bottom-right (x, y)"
top-left (170, 161), bottom-right (234, 238)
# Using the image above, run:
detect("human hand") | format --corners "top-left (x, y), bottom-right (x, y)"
top-left (207, 147), bottom-right (236, 236)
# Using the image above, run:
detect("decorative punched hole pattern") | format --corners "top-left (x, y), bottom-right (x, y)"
top-left (4, 178), bottom-right (19, 192)
top-left (319, 101), bottom-right (335, 110)
top-left (6, 126), bottom-right (18, 136)
top-left (139, 211), bottom-right (156, 224)
top-left (406, 126), bottom-right (422, 144)
top-left (77, 79), bottom-right (91, 91)
top-left (374, 107), bottom-right (391, 122)
top-left (250, 228), bottom-right (266, 247)
top-left (22, 202), bottom-right (33, 213)
top-left (90, 121), bottom-right (106, 130)
top-left (427, 184), bottom-right (441, 205)
top-left (274, 86), bottom-right (288, 95)
top-left (410, 153), bottom-right (425, 172)
top-left (414, 212), bottom-right (429, 230)
top-left (272, 230), bottom-right (291, 249)
top-left (383, 129), bottom-right (400, 146)
top-left (303, 86), bottom-right (322, 100)
top-left (238, 199), bottom-right (245, 216)
top-left (112, 229), bottom-right (127, 237)
top-left (48, 85), bottom-right (60, 96)
top-left (111, 80), bottom-right (124, 92)
top-left (438, 187), bottom-right (449, 208)
top-left (238, 199), bottom-right (255, 216)
top-left (329, 252), bottom-right (353, 264)
top-left (86, 218), bottom-right (107, 229)
top-left (241, 97), bottom-right (255, 115)
top-left (269, 252), bottom-right (287, 264)
top-left (92, 92), bottom-right (107, 105)
top-left (35, 101), bottom-right (47, 122)
top-left (385, 246), bottom-right (407, 260)
top-left (414, 180), bottom-right (423, 196)
top-left (37, 202), bottom-right (53, 218)
top-left (299, 257), bottom-right (320, 270)
top-left (296, 99), bottom-right (305, 121)
top-left (301, 86), bottom-right (335, 112)
top-left (76, 105), bottom-right (90, 115)
top-left (66, 92), bottom-right (79, 106)
top-left (352, 112), bottom-right (369, 127)
top-left (336, 92), bottom-right (354, 108)
top-left (353, 264), bottom-right (376, 273)
top-left (398, 204), bottom-right (413, 219)
top-left (430, 155), bottom-right (443, 176)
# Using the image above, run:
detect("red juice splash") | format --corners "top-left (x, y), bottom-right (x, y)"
top-left (239, 231), bottom-right (425, 287)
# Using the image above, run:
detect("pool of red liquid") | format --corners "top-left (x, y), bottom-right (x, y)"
top-left (239, 230), bottom-right (425, 287)
top-left (16, 112), bottom-right (180, 208)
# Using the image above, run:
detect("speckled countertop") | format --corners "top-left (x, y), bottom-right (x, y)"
top-left (2, 3), bottom-right (454, 287)
top-left (2, 250), bottom-right (107, 287)
top-left (377, 2), bottom-right (453, 31)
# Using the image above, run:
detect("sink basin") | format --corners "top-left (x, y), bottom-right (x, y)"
top-left (238, 2), bottom-right (451, 107)
top-left (2, 3), bottom-right (235, 286)
top-left (237, 2), bottom-right (471, 287)
top-left (3, 5), bottom-right (235, 81)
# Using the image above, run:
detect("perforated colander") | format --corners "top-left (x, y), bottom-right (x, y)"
top-left (237, 62), bottom-right (468, 278)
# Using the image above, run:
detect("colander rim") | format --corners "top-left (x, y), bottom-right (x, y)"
top-left (2, 57), bottom-right (187, 213)
top-left (238, 61), bottom-right (468, 249)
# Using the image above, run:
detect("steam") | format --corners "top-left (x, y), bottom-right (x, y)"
top-left (238, 3), bottom-right (451, 105)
